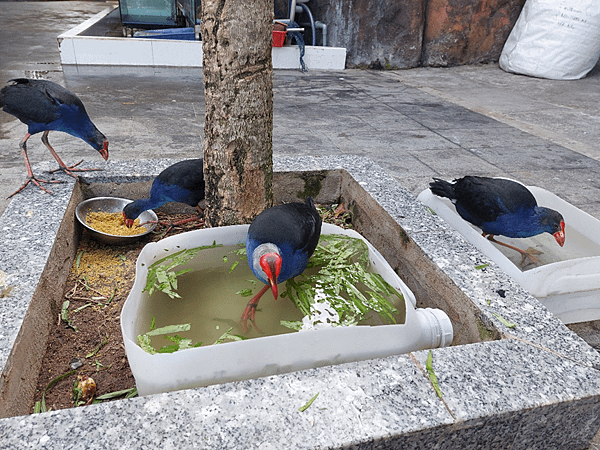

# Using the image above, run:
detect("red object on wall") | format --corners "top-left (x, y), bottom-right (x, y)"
top-left (273, 30), bottom-right (286, 47)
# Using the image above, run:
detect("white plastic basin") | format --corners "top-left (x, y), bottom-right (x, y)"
top-left (418, 184), bottom-right (600, 323)
top-left (121, 223), bottom-right (453, 396)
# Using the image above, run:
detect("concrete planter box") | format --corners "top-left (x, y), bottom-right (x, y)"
top-left (0, 156), bottom-right (599, 449)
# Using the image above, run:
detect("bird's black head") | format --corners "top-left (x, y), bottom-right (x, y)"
top-left (89, 128), bottom-right (109, 161)
top-left (123, 202), bottom-right (144, 226)
top-left (539, 207), bottom-right (565, 247)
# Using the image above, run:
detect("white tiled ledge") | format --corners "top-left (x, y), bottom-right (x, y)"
top-left (57, 7), bottom-right (347, 70)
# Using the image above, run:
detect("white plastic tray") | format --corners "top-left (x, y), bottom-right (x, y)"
top-left (418, 184), bottom-right (600, 323)
top-left (121, 223), bottom-right (453, 396)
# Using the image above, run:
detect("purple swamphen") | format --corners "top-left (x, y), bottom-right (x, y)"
top-left (123, 159), bottom-right (205, 232)
top-left (243, 197), bottom-right (322, 332)
top-left (429, 176), bottom-right (565, 264)
top-left (0, 78), bottom-right (109, 197)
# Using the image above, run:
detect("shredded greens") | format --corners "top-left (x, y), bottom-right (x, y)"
top-left (213, 327), bottom-right (247, 345)
top-left (143, 242), bottom-right (222, 298)
top-left (137, 323), bottom-right (199, 354)
top-left (281, 234), bottom-right (404, 329)
top-left (137, 319), bottom-right (247, 354)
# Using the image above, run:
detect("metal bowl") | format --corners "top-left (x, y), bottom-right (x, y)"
top-left (75, 197), bottom-right (158, 245)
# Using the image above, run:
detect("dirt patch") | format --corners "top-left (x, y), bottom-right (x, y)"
top-left (31, 204), bottom-right (351, 413)
top-left (31, 212), bottom-right (205, 413)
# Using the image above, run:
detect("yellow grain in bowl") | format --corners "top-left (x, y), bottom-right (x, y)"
top-left (86, 211), bottom-right (147, 236)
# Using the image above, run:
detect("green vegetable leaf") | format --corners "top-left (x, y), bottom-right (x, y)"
top-left (137, 334), bottom-right (156, 354)
top-left (299, 392), bottom-right (319, 412)
top-left (86, 336), bottom-right (108, 359)
top-left (426, 350), bottom-right (443, 398)
top-left (213, 327), bottom-right (247, 345)
top-left (33, 370), bottom-right (75, 413)
top-left (235, 288), bottom-right (254, 297)
top-left (145, 323), bottom-right (191, 336)
top-left (231, 246), bottom-right (247, 256)
top-left (157, 344), bottom-right (180, 353)
top-left (95, 387), bottom-right (137, 401)
top-left (229, 260), bottom-right (239, 274)
top-left (61, 300), bottom-right (78, 332)
top-left (75, 251), bottom-right (84, 270)
top-left (492, 312), bottom-right (517, 329)
top-left (475, 263), bottom-right (490, 270)
top-left (73, 303), bottom-right (92, 314)
top-left (280, 320), bottom-right (303, 331)
top-left (137, 322), bottom-right (202, 354)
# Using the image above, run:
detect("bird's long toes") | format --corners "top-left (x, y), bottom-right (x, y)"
top-left (242, 316), bottom-right (261, 334)
top-left (241, 304), bottom-right (262, 334)
top-left (49, 160), bottom-right (103, 176)
top-left (520, 248), bottom-right (542, 267)
top-left (8, 177), bottom-right (58, 198)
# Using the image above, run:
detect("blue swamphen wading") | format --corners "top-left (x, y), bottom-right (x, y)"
top-left (429, 176), bottom-right (565, 265)
top-left (243, 197), bottom-right (322, 332)
top-left (123, 159), bottom-right (205, 233)
top-left (0, 78), bottom-right (109, 197)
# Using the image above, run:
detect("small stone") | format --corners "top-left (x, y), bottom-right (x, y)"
top-left (69, 358), bottom-right (83, 370)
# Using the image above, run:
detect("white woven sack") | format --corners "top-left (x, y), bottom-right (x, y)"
top-left (500, 0), bottom-right (600, 80)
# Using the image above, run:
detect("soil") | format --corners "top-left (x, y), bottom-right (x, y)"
top-left (31, 211), bottom-right (206, 413)
top-left (31, 203), bottom-right (351, 413)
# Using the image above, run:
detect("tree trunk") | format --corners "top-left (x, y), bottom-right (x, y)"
top-left (201, 0), bottom-right (274, 227)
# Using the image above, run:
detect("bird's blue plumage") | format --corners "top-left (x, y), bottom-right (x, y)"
top-left (430, 176), bottom-right (564, 240)
top-left (0, 78), bottom-right (107, 152)
top-left (123, 159), bottom-right (205, 221)
top-left (246, 197), bottom-right (322, 285)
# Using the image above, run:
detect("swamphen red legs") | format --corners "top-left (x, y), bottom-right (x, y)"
top-left (43, 131), bottom-right (103, 177)
top-left (484, 234), bottom-right (541, 266)
top-left (241, 284), bottom-right (271, 333)
top-left (8, 133), bottom-right (63, 198)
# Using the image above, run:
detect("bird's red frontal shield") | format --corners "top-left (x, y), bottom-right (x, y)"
top-left (260, 253), bottom-right (282, 300)
top-left (553, 220), bottom-right (566, 247)
top-left (100, 141), bottom-right (109, 161)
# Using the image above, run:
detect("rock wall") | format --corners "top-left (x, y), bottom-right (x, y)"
top-left (310, 0), bottom-right (426, 69)
top-left (422, 0), bottom-right (526, 66)
top-left (305, 0), bottom-right (526, 68)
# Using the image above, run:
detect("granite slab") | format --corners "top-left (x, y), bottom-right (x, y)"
top-left (0, 155), bottom-right (599, 449)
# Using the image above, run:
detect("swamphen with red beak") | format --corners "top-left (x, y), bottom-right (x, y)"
top-left (243, 197), bottom-right (322, 332)
top-left (0, 78), bottom-right (109, 197)
top-left (122, 159), bottom-right (205, 231)
top-left (429, 176), bottom-right (565, 264)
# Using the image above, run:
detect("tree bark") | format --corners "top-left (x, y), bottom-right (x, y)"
top-left (201, 0), bottom-right (274, 227)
